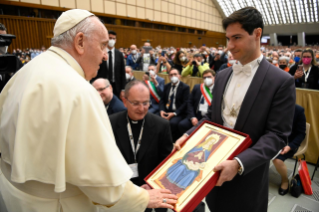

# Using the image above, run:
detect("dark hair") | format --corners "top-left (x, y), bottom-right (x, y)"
top-left (173, 51), bottom-right (186, 65)
top-left (295, 49), bottom-right (303, 53)
top-left (168, 68), bottom-right (180, 74)
top-left (222, 7), bottom-right (264, 36)
top-left (202, 69), bottom-right (216, 77)
top-left (301, 49), bottom-right (317, 66)
top-left (108, 30), bottom-right (117, 36)
top-left (0, 23), bottom-right (7, 32)
top-left (124, 80), bottom-right (148, 98)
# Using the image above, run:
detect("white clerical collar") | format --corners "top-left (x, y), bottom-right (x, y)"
top-left (237, 54), bottom-right (263, 70)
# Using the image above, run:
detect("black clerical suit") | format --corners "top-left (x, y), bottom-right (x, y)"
top-left (186, 57), bottom-right (295, 212)
top-left (109, 111), bottom-right (173, 212)
top-left (91, 48), bottom-right (126, 97)
top-left (159, 81), bottom-right (190, 141)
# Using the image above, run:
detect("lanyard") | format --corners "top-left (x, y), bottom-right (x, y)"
top-left (127, 117), bottom-right (145, 162)
top-left (303, 66), bottom-right (312, 83)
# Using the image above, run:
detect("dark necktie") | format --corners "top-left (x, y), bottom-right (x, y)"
top-left (169, 85), bottom-right (176, 112)
top-left (108, 51), bottom-right (113, 82)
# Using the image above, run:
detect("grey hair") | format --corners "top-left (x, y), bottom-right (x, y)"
top-left (124, 80), bottom-right (148, 98)
top-left (51, 16), bottom-right (99, 48)
top-left (279, 56), bottom-right (289, 64)
top-left (125, 66), bottom-right (133, 71)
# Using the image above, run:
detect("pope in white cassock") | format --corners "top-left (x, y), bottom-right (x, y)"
top-left (0, 9), bottom-right (177, 212)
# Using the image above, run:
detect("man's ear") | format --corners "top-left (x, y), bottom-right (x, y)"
top-left (255, 28), bottom-right (262, 41)
top-left (74, 32), bottom-right (85, 55)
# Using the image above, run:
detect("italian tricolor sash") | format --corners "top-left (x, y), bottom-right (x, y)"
top-left (200, 83), bottom-right (212, 106)
top-left (146, 80), bottom-right (161, 103)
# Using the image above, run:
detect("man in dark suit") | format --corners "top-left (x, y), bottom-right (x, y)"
top-left (125, 65), bottom-right (136, 83)
top-left (178, 69), bottom-right (215, 134)
top-left (92, 78), bottom-right (126, 116)
top-left (143, 65), bottom-right (165, 115)
top-left (159, 68), bottom-right (190, 141)
top-left (91, 30), bottom-right (126, 98)
top-left (109, 80), bottom-right (173, 212)
top-left (175, 7), bottom-right (295, 212)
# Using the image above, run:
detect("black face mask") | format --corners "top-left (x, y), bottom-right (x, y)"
top-left (279, 64), bottom-right (287, 70)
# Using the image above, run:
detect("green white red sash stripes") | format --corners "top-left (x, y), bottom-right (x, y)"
top-left (200, 83), bottom-right (212, 106)
top-left (146, 80), bottom-right (161, 103)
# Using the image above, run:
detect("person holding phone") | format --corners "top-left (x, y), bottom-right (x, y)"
top-left (172, 51), bottom-right (189, 73)
top-left (289, 49), bottom-right (319, 90)
top-left (156, 52), bottom-right (172, 74)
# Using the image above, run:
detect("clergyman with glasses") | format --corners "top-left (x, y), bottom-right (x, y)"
top-left (92, 78), bottom-right (126, 115)
top-left (109, 80), bottom-right (173, 212)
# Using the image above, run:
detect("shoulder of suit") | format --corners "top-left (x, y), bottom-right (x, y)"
top-left (109, 110), bottom-right (126, 122)
top-left (180, 81), bottom-right (190, 88)
top-left (146, 113), bottom-right (169, 126)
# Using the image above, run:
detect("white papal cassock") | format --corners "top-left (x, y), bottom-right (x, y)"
top-left (0, 46), bottom-right (149, 212)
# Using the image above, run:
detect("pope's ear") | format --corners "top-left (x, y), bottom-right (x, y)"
top-left (74, 32), bottom-right (85, 55)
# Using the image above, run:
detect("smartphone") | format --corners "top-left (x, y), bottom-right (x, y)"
top-left (145, 72), bottom-right (150, 76)
top-left (143, 46), bottom-right (152, 53)
top-left (298, 65), bottom-right (303, 72)
top-left (161, 50), bottom-right (167, 57)
top-left (192, 61), bottom-right (197, 66)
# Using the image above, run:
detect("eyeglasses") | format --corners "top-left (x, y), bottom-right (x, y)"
top-left (125, 98), bottom-right (151, 107)
top-left (96, 85), bottom-right (109, 92)
top-left (203, 76), bottom-right (212, 79)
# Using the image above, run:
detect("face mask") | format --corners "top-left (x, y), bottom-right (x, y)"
top-left (131, 50), bottom-right (137, 54)
top-left (180, 56), bottom-right (186, 62)
top-left (149, 70), bottom-right (155, 76)
top-left (302, 58), bottom-right (312, 65)
top-left (294, 57), bottom-right (300, 63)
top-left (170, 51), bottom-right (174, 54)
top-left (279, 65), bottom-right (287, 70)
top-left (108, 39), bottom-right (116, 48)
top-left (228, 60), bottom-right (236, 65)
top-left (171, 76), bottom-right (178, 84)
top-left (272, 60), bottom-right (278, 64)
top-left (203, 51), bottom-right (207, 55)
top-left (204, 78), bottom-right (213, 87)
top-left (125, 73), bottom-right (131, 80)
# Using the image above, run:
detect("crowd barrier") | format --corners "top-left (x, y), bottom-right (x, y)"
top-left (133, 71), bottom-right (319, 164)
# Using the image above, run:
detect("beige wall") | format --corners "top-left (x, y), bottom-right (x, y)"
top-left (10, 0), bottom-right (224, 32)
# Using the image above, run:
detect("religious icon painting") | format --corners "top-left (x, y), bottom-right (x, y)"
top-left (145, 121), bottom-right (252, 212)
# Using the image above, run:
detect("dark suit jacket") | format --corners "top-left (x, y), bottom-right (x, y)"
top-left (288, 104), bottom-right (306, 151)
top-left (107, 95), bottom-right (126, 116)
top-left (109, 111), bottom-right (173, 186)
top-left (187, 57), bottom-right (296, 212)
top-left (91, 48), bottom-right (126, 97)
top-left (289, 64), bottom-right (319, 89)
top-left (159, 81), bottom-right (190, 116)
top-left (187, 84), bottom-right (204, 120)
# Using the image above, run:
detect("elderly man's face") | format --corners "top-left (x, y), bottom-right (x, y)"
top-left (81, 18), bottom-right (108, 80)
top-left (125, 67), bottom-right (133, 77)
top-left (92, 79), bottom-right (113, 105)
top-left (124, 84), bottom-right (150, 121)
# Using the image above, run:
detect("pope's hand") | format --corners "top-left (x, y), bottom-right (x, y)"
top-left (173, 134), bottom-right (188, 151)
top-left (147, 189), bottom-right (178, 209)
top-left (213, 160), bottom-right (239, 186)
top-left (141, 184), bottom-right (152, 190)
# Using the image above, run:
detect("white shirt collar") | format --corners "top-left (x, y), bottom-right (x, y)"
top-left (106, 47), bottom-right (115, 54)
top-left (237, 54), bottom-right (263, 70)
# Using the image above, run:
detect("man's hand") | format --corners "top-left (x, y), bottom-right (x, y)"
top-left (147, 189), bottom-right (178, 209)
top-left (141, 184), bottom-right (152, 190)
top-left (191, 118), bottom-right (198, 126)
top-left (173, 134), bottom-right (188, 151)
top-left (143, 74), bottom-right (149, 81)
top-left (195, 59), bottom-right (201, 66)
top-left (160, 111), bottom-right (167, 118)
top-left (150, 75), bottom-right (158, 86)
top-left (166, 112), bottom-right (175, 120)
top-left (213, 160), bottom-right (239, 186)
top-left (280, 146), bottom-right (291, 155)
top-left (294, 70), bottom-right (303, 79)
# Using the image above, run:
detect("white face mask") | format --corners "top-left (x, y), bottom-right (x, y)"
top-left (228, 60), bottom-right (236, 65)
top-left (108, 39), bottom-right (116, 48)
top-left (203, 51), bottom-right (207, 55)
top-left (131, 50), bottom-right (137, 54)
top-left (170, 50), bottom-right (174, 54)
top-left (180, 56), bottom-right (187, 62)
top-left (204, 78), bottom-right (213, 87)
top-left (125, 73), bottom-right (131, 80)
top-left (171, 76), bottom-right (178, 84)
top-left (272, 60), bottom-right (278, 64)
top-left (149, 70), bottom-right (155, 76)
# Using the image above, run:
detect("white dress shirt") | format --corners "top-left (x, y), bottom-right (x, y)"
top-left (106, 47), bottom-right (115, 82)
top-left (222, 54), bottom-right (263, 174)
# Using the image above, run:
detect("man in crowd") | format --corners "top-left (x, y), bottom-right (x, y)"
top-left (143, 65), bottom-right (165, 115)
top-left (0, 9), bottom-right (177, 212)
top-left (159, 69), bottom-right (189, 141)
top-left (92, 30), bottom-right (126, 98)
top-left (209, 49), bottom-right (227, 72)
top-left (174, 7), bottom-right (295, 212)
top-left (289, 49), bottom-right (303, 70)
top-left (92, 78), bottom-right (126, 116)
top-left (181, 53), bottom-right (210, 77)
top-left (126, 65), bottom-right (136, 83)
top-left (126, 44), bottom-right (140, 70)
top-left (137, 42), bottom-right (156, 71)
top-left (178, 69), bottom-right (215, 134)
top-left (219, 52), bottom-right (236, 71)
top-left (109, 80), bottom-right (173, 212)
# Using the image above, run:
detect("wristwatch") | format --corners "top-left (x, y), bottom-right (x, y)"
top-left (237, 164), bottom-right (243, 175)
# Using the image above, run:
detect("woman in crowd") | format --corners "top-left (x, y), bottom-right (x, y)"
top-left (173, 51), bottom-right (190, 73)
top-left (156, 52), bottom-right (172, 74)
top-left (278, 56), bottom-right (290, 72)
top-left (289, 49), bottom-right (319, 90)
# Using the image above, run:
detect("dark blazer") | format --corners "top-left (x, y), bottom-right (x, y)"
top-left (107, 95), bottom-right (126, 116)
top-left (187, 84), bottom-right (203, 120)
top-left (109, 111), bottom-right (173, 186)
top-left (91, 48), bottom-right (126, 97)
top-left (289, 64), bottom-right (319, 89)
top-left (288, 104), bottom-right (306, 151)
top-left (159, 81), bottom-right (190, 116)
top-left (187, 57), bottom-right (296, 212)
